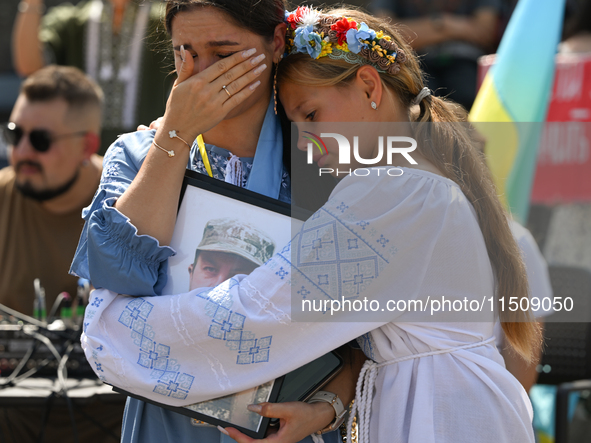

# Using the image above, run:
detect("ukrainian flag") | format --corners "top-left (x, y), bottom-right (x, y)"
top-left (469, 0), bottom-right (565, 223)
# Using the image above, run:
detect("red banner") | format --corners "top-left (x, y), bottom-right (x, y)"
top-left (477, 54), bottom-right (591, 203)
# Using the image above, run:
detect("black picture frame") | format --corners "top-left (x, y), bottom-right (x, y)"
top-left (158, 170), bottom-right (298, 437)
top-left (137, 170), bottom-right (337, 438)
top-left (112, 379), bottom-right (284, 439)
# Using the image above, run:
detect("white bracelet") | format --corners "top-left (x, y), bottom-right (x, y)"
top-left (307, 391), bottom-right (348, 435)
top-left (18, 2), bottom-right (47, 14)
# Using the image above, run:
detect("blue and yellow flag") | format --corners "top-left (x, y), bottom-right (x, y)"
top-left (469, 0), bottom-right (565, 222)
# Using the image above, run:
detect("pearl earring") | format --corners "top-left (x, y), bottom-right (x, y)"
top-left (273, 54), bottom-right (283, 115)
top-left (371, 101), bottom-right (378, 110)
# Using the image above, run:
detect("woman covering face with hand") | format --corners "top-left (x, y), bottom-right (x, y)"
top-left (71, 1), bottom-right (342, 442)
top-left (78, 5), bottom-right (541, 443)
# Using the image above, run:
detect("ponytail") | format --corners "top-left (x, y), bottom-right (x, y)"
top-left (414, 94), bottom-right (541, 362)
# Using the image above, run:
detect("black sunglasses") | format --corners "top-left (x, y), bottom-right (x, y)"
top-left (2, 122), bottom-right (87, 153)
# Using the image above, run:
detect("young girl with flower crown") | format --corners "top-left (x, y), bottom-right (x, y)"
top-left (80, 6), bottom-right (540, 443)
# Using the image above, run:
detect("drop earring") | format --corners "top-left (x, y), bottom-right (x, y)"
top-left (371, 101), bottom-right (378, 110)
top-left (273, 54), bottom-right (283, 115)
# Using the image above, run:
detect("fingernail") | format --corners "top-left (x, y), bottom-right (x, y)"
top-left (251, 53), bottom-right (266, 65)
top-left (242, 48), bottom-right (257, 58)
top-left (247, 404), bottom-right (262, 413)
top-left (217, 426), bottom-right (230, 436)
top-left (180, 45), bottom-right (186, 62)
top-left (253, 63), bottom-right (267, 76)
top-left (250, 80), bottom-right (261, 91)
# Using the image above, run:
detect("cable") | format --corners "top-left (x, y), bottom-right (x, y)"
top-left (47, 292), bottom-right (69, 324)
top-left (26, 330), bottom-right (67, 392)
top-left (0, 302), bottom-right (79, 341)
top-left (0, 340), bottom-right (38, 387)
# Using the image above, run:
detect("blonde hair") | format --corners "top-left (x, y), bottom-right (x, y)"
top-left (278, 8), bottom-right (541, 362)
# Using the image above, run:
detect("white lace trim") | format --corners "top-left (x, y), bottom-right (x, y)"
top-left (224, 154), bottom-right (244, 187)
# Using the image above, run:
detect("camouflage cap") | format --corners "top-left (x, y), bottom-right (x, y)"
top-left (196, 218), bottom-right (276, 266)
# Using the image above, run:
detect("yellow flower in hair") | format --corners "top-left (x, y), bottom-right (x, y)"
top-left (386, 55), bottom-right (396, 63)
top-left (335, 42), bottom-right (349, 52)
top-left (318, 41), bottom-right (333, 58)
top-left (376, 31), bottom-right (384, 39)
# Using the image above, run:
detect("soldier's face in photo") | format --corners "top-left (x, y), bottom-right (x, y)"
top-left (188, 250), bottom-right (258, 290)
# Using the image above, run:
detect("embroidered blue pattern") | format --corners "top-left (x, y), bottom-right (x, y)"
top-left (190, 144), bottom-right (291, 204)
top-left (356, 220), bottom-right (369, 230)
top-left (118, 298), bottom-right (195, 400)
top-left (377, 234), bottom-right (390, 248)
top-left (275, 267), bottom-right (289, 279)
top-left (237, 336), bottom-right (272, 364)
top-left (336, 202), bottom-right (349, 213)
top-left (297, 286), bottom-right (311, 298)
top-left (92, 347), bottom-right (107, 384)
top-left (195, 279), bottom-right (274, 365)
top-left (280, 200), bottom-right (392, 303)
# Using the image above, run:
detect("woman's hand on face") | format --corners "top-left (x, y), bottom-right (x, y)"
top-left (220, 401), bottom-right (336, 443)
top-left (158, 46), bottom-right (268, 142)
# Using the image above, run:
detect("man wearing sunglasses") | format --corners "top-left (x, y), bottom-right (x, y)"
top-left (0, 65), bottom-right (103, 318)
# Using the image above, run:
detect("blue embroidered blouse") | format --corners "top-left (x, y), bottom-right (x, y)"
top-left (70, 124), bottom-right (339, 443)
top-left (70, 130), bottom-right (291, 296)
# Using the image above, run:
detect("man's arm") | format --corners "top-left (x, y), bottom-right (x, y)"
top-left (12, 0), bottom-right (47, 76)
top-left (376, 8), bottom-right (498, 51)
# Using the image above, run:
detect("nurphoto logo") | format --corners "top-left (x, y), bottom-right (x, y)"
top-left (303, 132), bottom-right (418, 176)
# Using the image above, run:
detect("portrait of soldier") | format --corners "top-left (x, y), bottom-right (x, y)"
top-left (188, 218), bottom-right (276, 291)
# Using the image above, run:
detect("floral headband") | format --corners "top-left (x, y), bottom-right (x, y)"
top-left (284, 6), bottom-right (407, 75)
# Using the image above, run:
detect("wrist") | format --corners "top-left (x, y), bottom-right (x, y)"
top-left (311, 401), bottom-right (336, 426)
top-left (157, 116), bottom-right (200, 147)
top-left (307, 391), bottom-right (348, 435)
top-left (154, 127), bottom-right (193, 151)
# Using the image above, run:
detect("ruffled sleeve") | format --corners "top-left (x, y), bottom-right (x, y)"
top-left (70, 130), bottom-right (176, 296)
top-left (81, 169), bottom-right (492, 404)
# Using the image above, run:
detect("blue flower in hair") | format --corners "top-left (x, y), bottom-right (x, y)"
top-left (294, 26), bottom-right (323, 59)
top-left (346, 22), bottom-right (376, 54)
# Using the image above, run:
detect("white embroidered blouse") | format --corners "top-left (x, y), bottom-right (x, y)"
top-left (82, 168), bottom-right (534, 443)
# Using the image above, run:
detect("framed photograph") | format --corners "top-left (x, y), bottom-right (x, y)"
top-left (112, 379), bottom-right (284, 438)
top-left (158, 171), bottom-right (301, 437)
top-left (131, 171), bottom-right (338, 438)
top-left (162, 170), bottom-right (303, 296)
top-left (112, 350), bottom-right (343, 437)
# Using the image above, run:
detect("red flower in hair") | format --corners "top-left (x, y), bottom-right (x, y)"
top-left (286, 6), bottom-right (309, 29)
top-left (331, 18), bottom-right (357, 45)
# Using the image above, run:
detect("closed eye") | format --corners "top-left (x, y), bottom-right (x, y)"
top-left (218, 52), bottom-right (238, 59)
top-left (305, 111), bottom-right (316, 121)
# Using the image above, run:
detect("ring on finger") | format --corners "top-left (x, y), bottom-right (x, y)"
top-left (222, 85), bottom-right (232, 98)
